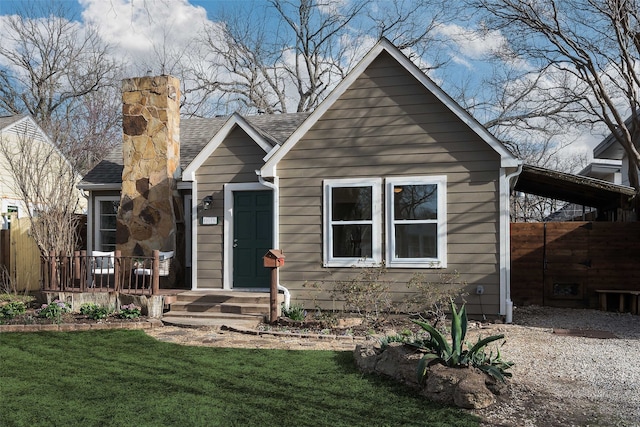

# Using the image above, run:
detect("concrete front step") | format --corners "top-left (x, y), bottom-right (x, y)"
top-left (164, 310), bottom-right (264, 321)
top-left (161, 315), bottom-right (262, 329)
top-left (173, 290), bottom-right (275, 305)
top-left (169, 301), bottom-right (270, 315)
top-left (161, 290), bottom-right (282, 328)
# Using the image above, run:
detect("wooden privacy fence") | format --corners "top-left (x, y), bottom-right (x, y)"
top-left (0, 217), bottom-right (42, 292)
top-left (511, 222), bottom-right (640, 310)
top-left (42, 250), bottom-right (166, 296)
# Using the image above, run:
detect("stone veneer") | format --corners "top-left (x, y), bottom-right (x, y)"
top-left (117, 75), bottom-right (181, 275)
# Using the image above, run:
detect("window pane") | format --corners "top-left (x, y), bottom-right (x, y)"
top-left (100, 215), bottom-right (117, 229)
top-left (99, 231), bottom-right (116, 252)
top-left (393, 184), bottom-right (437, 220)
top-left (395, 223), bottom-right (437, 258)
top-left (332, 224), bottom-right (372, 258)
top-left (332, 187), bottom-right (372, 220)
top-left (100, 200), bottom-right (119, 215)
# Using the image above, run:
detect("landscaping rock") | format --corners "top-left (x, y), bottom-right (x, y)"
top-left (374, 343), bottom-right (422, 387)
top-left (353, 344), bottom-right (380, 374)
top-left (422, 363), bottom-right (468, 404)
top-left (453, 369), bottom-right (496, 409)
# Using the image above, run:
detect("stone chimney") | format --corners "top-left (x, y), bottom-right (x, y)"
top-left (117, 75), bottom-right (181, 271)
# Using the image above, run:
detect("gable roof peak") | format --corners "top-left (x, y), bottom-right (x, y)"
top-left (261, 38), bottom-right (519, 177)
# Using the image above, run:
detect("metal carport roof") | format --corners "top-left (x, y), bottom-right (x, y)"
top-left (514, 164), bottom-right (636, 210)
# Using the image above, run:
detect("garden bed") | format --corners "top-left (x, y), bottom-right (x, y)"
top-left (0, 296), bottom-right (151, 331)
top-left (0, 308), bottom-right (150, 326)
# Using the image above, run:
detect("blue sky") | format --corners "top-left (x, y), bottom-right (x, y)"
top-left (0, 0), bottom-right (602, 159)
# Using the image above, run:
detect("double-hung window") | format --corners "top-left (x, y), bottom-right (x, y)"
top-left (386, 176), bottom-right (447, 267)
top-left (323, 178), bottom-right (382, 266)
top-left (94, 196), bottom-right (120, 252)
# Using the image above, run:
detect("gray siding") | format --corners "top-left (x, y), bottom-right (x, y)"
top-left (195, 126), bottom-right (268, 288)
top-left (277, 51), bottom-right (503, 316)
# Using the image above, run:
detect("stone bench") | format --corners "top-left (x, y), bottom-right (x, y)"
top-left (595, 289), bottom-right (640, 315)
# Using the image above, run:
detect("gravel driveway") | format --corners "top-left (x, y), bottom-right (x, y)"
top-left (471, 306), bottom-right (640, 427)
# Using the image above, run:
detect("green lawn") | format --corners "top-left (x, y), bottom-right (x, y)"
top-left (0, 330), bottom-right (479, 427)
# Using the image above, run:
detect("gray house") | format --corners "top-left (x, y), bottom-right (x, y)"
top-left (80, 39), bottom-right (521, 319)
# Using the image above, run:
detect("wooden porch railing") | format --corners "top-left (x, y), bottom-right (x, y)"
top-left (41, 250), bottom-right (165, 295)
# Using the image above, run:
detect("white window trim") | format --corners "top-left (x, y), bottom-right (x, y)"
top-left (323, 178), bottom-right (382, 267)
top-left (385, 176), bottom-right (447, 268)
top-left (93, 196), bottom-right (119, 252)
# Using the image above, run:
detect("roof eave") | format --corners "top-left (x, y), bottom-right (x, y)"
top-left (77, 183), bottom-right (122, 191)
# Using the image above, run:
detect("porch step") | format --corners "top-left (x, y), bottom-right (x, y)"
top-left (162, 290), bottom-right (281, 328)
top-left (161, 314), bottom-right (263, 329)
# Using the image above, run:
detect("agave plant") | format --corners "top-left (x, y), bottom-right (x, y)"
top-left (412, 299), bottom-right (513, 383)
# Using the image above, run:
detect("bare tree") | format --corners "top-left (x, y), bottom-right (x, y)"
top-left (191, 0), bottom-right (456, 115)
top-left (192, 0), bottom-right (368, 115)
top-left (0, 120), bottom-right (81, 256)
top-left (0, 1), bottom-right (121, 173)
top-left (367, 0), bottom-right (453, 70)
top-left (473, 0), bottom-right (640, 198)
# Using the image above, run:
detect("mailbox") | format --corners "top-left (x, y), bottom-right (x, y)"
top-left (263, 249), bottom-right (285, 268)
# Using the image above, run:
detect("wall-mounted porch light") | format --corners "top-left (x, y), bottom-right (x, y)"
top-left (202, 195), bottom-right (213, 210)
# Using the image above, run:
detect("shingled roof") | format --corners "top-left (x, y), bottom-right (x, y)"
top-left (80, 112), bottom-right (309, 187)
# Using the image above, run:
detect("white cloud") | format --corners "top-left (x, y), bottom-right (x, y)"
top-left (79, 0), bottom-right (209, 66)
top-left (436, 23), bottom-right (506, 60)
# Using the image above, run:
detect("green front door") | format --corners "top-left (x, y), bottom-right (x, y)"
top-left (233, 190), bottom-right (273, 288)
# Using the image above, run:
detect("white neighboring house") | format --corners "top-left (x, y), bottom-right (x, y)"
top-left (591, 132), bottom-right (630, 186)
top-left (0, 114), bottom-right (86, 228)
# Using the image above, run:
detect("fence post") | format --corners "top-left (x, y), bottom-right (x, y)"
top-left (48, 251), bottom-right (57, 291)
top-left (79, 250), bottom-right (87, 291)
top-left (41, 255), bottom-right (47, 291)
top-left (60, 252), bottom-right (69, 291)
top-left (73, 251), bottom-right (81, 290)
top-left (114, 250), bottom-right (121, 292)
top-left (152, 250), bottom-right (160, 295)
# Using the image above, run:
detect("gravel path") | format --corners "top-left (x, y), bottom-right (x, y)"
top-left (146, 306), bottom-right (640, 427)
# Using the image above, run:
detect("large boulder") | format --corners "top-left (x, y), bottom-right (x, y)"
top-left (375, 343), bottom-right (423, 387)
top-left (353, 344), bottom-right (380, 374)
top-left (422, 363), bottom-right (469, 404)
top-left (453, 368), bottom-right (496, 409)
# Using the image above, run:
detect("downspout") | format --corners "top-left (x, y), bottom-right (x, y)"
top-left (503, 163), bottom-right (523, 323)
top-left (256, 170), bottom-right (290, 310)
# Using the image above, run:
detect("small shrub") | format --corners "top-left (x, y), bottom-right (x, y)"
top-left (330, 264), bottom-right (395, 325)
top-left (281, 303), bottom-right (306, 321)
top-left (404, 270), bottom-right (468, 332)
top-left (80, 303), bottom-right (110, 320)
top-left (118, 304), bottom-right (141, 319)
top-left (37, 299), bottom-right (71, 323)
top-left (0, 300), bottom-right (27, 320)
top-left (311, 308), bottom-right (338, 327)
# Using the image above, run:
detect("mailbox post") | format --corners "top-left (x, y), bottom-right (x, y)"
top-left (263, 249), bottom-right (285, 323)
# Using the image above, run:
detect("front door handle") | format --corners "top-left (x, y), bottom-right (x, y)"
top-left (233, 239), bottom-right (238, 248)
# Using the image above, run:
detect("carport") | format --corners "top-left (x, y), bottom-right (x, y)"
top-left (511, 164), bottom-right (639, 311)
top-left (514, 164), bottom-right (635, 221)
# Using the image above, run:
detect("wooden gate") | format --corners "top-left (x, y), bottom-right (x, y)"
top-left (511, 222), bottom-right (640, 309)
